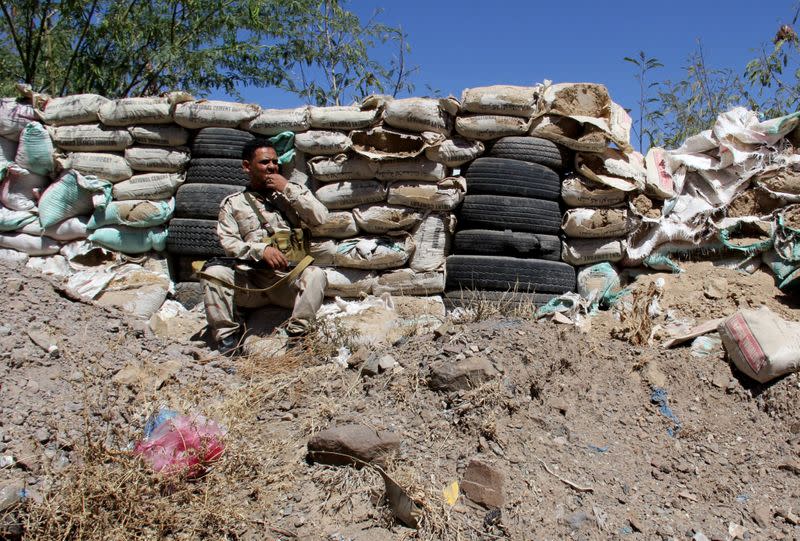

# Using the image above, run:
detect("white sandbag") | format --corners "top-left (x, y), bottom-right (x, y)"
top-left (0, 164), bottom-right (48, 211)
top-left (112, 173), bottom-right (183, 201)
top-left (561, 208), bottom-right (634, 239)
top-left (0, 137), bottom-right (17, 162)
top-left (242, 107), bottom-right (310, 135)
top-left (352, 204), bottom-right (422, 234)
top-left (425, 136), bottom-right (485, 167)
top-left (307, 154), bottom-right (377, 182)
top-left (128, 125), bottom-right (190, 147)
top-left (350, 126), bottom-right (439, 161)
top-left (50, 123), bottom-right (133, 151)
top-left (314, 180), bottom-right (386, 210)
top-left (0, 206), bottom-right (37, 231)
top-left (88, 198), bottom-right (174, 228)
top-left (98, 97), bottom-right (174, 126)
top-left (575, 148), bottom-right (646, 192)
top-left (386, 177), bottom-right (465, 211)
top-left (308, 105), bottom-right (380, 130)
top-left (644, 147), bottom-right (676, 200)
top-left (334, 235), bottom-right (414, 270)
top-left (308, 238), bottom-right (337, 266)
top-left (560, 174), bottom-right (627, 208)
top-left (408, 213), bottom-right (453, 272)
top-left (455, 114), bottom-right (532, 140)
top-left (0, 248), bottom-right (28, 264)
top-left (718, 307), bottom-right (800, 383)
top-left (383, 97), bottom-right (459, 135)
top-left (95, 263), bottom-right (171, 318)
top-left (323, 268), bottom-right (376, 298)
top-left (0, 233), bottom-right (59, 255)
top-left (18, 216), bottom-right (89, 241)
top-left (88, 225), bottom-right (168, 253)
top-left (294, 130), bottom-right (352, 155)
top-left (124, 146), bottom-right (190, 172)
top-left (372, 268), bottom-right (445, 296)
top-left (15, 121), bottom-right (54, 175)
top-left (561, 238), bottom-right (626, 266)
top-left (38, 170), bottom-right (111, 228)
top-left (173, 100), bottom-right (260, 129)
top-left (26, 255), bottom-right (72, 278)
top-left (376, 158), bottom-right (447, 182)
top-left (309, 211), bottom-right (359, 239)
top-left (58, 152), bottom-right (132, 182)
top-left (38, 94), bottom-right (109, 126)
top-left (461, 85), bottom-right (539, 117)
top-left (0, 98), bottom-right (36, 141)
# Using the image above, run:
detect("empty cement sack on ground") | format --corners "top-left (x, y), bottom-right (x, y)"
top-left (309, 211), bottom-right (359, 239)
top-left (376, 158), bottom-right (447, 182)
top-left (37, 94), bottom-right (109, 126)
top-left (307, 154), bottom-right (377, 182)
top-left (38, 170), bottom-right (111, 228)
top-left (718, 307), bottom-right (800, 383)
top-left (242, 107), bottom-right (310, 135)
top-left (461, 85), bottom-right (539, 117)
top-left (561, 208), bottom-right (634, 239)
top-left (455, 115), bottom-right (532, 141)
top-left (124, 147), bottom-right (190, 172)
top-left (95, 263), bottom-right (171, 318)
top-left (308, 105), bottom-right (380, 130)
top-left (0, 98), bottom-right (37, 141)
top-left (373, 268), bottom-right (445, 296)
top-left (18, 216), bottom-right (89, 241)
top-left (560, 173), bottom-right (627, 207)
top-left (383, 97), bottom-right (459, 135)
top-left (294, 130), bottom-right (352, 155)
top-left (314, 180), bottom-right (386, 210)
top-left (425, 136), bottom-right (485, 167)
top-left (128, 125), bottom-right (190, 147)
top-left (333, 235), bottom-right (414, 270)
top-left (561, 238), bottom-right (626, 266)
top-left (88, 198), bottom-right (174, 229)
top-left (57, 152), bottom-right (132, 182)
top-left (0, 232), bottom-right (60, 255)
top-left (350, 126), bottom-right (438, 161)
top-left (15, 122), bottom-right (54, 175)
top-left (98, 97), bottom-right (177, 126)
top-left (0, 163), bottom-right (48, 211)
top-left (409, 213), bottom-right (452, 272)
top-left (50, 124), bottom-right (133, 151)
top-left (352, 204), bottom-right (422, 234)
top-left (174, 100), bottom-right (260, 129)
top-left (0, 206), bottom-right (36, 231)
top-left (88, 225), bottom-right (168, 253)
top-left (112, 173), bottom-right (183, 201)
top-left (386, 177), bottom-right (465, 211)
top-left (323, 268), bottom-right (376, 297)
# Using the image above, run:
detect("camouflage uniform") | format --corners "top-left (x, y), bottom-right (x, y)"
top-left (202, 183), bottom-right (329, 342)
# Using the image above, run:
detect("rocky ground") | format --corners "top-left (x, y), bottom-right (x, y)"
top-left (0, 259), bottom-right (799, 540)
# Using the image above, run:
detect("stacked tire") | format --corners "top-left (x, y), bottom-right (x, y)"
top-left (166, 128), bottom-right (252, 306)
top-left (445, 137), bottom-right (576, 308)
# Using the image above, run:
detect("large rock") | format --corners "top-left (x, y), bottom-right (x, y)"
top-left (307, 423), bottom-right (401, 467)
top-left (461, 457), bottom-right (505, 508)
top-left (428, 356), bottom-right (498, 392)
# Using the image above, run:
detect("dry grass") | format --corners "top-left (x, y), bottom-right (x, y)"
top-left (447, 288), bottom-right (541, 322)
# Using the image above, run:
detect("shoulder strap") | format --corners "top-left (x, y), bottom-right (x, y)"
top-left (198, 255), bottom-right (314, 295)
top-left (244, 191), bottom-right (275, 235)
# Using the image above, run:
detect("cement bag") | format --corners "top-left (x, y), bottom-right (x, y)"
top-left (173, 100), bottom-right (260, 129)
top-left (561, 173), bottom-right (627, 208)
top-left (242, 107), bottom-right (310, 135)
top-left (386, 177), bottom-right (465, 211)
top-left (351, 126), bottom-right (439, 161)
top-left (575, 148), bottom-right (645, 192)
top-left (314, 180), bottom-right (386, 210)
top-left (309, 210), bottom-right (359, 239)
top-left (718, 307), bottom-right (800, 383)
top-left (561, 208), bottom-right (634, 239)
top-left (376, 158), bottom-right (447, 182)
top-left (0, 206), bottom-right (37, 231)
top-left (323, 268), bottom-right (376, 298)
top-left (98, 97), bottom-right (174, 126)
top-left (0, 164), bottom-right (48, 211)
top-left (576, 262), bottom-right (627, 308)
top-left (95, 264), bottom-right (171, 318)
top-left (461, 85), bottom-right (539, 117)
top-left (561, 238), bottom-right (626, 265)
top-left (0, 98), bottom-right (36, 141)
top-left (18, 216), bottom-right (89, 241)
top-left (718, 219), bottom-right (773, 255)
top-left (128, 125), bottom-right (190, 147)
top-left (307, 154), bottom-right (377, 182)
top-left (15, 122), bottom-right (54, 175)
top-left (352, 204), bottom-right (422, 234)
top-left (383, 97), bottom-right (459, 135)
top-left (530, 114), bottom-right (608, 153)
top-left (112, 173), bottom-right (183, 201)
top-left (58, 152), bottom-right (132, 182)
top-left (0, 233), bottom-right (59, 255)
top-left (51, 124), bottom-right (133, 151)
top-left (333, 235), bottom-right (415, 270)
top-left (0, 137), bottom-right (17, 163)
top-left (308, 238), bottom-right (337, 266)
top-left (124, 146), bottom-right (190, 172)
top-left (88, 225), bottom-right (168, 253)
top-left (294, 130), bottom-right (352, 155)
top-left (373, 268), bottom-right (445, 296)
top-left (644, 147), bottom-right (676, 200)
top-left (38, 170), bottom-right (111, 228)
top-left (88, 198), bottom-right (174, 228)
top-left (308, 105), bottom-right (380, 130)
top-left (425, 136), bottom-right (485, 167)
top-left (455, 114), bottom-right (532, 141)
top-left (38, 94), bottom-right (108, 126)
top-left (408, 212), bottom-right (452, 272)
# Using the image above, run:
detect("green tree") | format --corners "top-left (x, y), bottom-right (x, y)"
top-left (623, 50), bottom-right (663, 150)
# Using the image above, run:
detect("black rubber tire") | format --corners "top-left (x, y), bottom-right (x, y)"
top-left (445, 255), bottom-right (576, 294)
top-left (175, 183), bottom-right (244, 219)
top-left (464, 157), bottom-right (560, 200)
top-left (185, 158), bottom-right (249, 186)
top-left (454, 229), bottom-right (561, 260)
top-left (487, 137), bottom-right (566, 170)
top-left (191, 128), bottom-right (255, 159)
top-left (458, 195), bottom-right (561, 234)
top-left (443, 290), bottom-right (559, 311)
top-left (166, 218), bottom-right (225, 256)
top-left (173, 281), bottom-right (205, 309)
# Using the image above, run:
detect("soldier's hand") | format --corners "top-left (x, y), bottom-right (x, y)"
top-left (265, 173), bottom-right (288, 193)
top-left (262, 246), bottom-right (289, 270)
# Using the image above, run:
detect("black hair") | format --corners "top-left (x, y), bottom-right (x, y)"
top-left (241, 138), bottom-right (275, 161)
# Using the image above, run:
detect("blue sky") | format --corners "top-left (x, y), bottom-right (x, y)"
top-left (211, 1), bottom-right (799, 148)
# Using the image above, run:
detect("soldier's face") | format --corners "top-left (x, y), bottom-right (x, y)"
top-left (243, 147), bottom-right (280, 189)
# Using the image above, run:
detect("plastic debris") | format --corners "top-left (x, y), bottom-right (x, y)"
top-left (650, 387), bottom-right (681, 437)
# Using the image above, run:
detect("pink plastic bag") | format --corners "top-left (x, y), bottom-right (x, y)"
top-left (134, 413), bottom-right (225, 477)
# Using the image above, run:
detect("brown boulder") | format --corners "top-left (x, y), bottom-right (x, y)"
top-left (461, 457), bottom-right (505, 508)
top-left (307, 423), bottom-right (401, 467)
